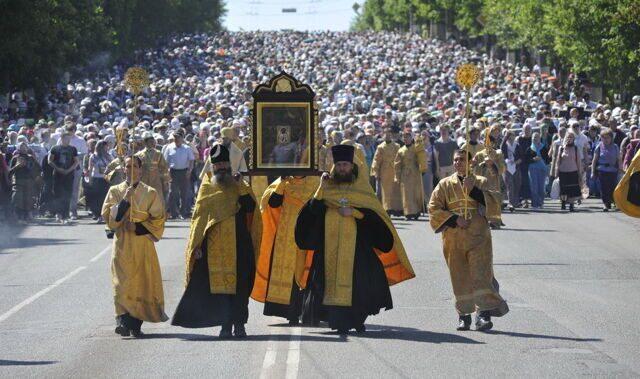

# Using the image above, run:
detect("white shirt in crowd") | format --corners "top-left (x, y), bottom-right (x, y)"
top-left (162, 142), bottom-right (195, 170)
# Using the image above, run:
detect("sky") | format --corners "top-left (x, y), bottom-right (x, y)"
top-left (223, 0), bottom-right (361, 31)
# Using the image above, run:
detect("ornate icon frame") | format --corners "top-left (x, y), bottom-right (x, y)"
top-left (249, 71), bottom-right (320, 176)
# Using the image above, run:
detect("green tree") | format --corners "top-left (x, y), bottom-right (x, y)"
top-left (0, 0), bottom-right (109, 93)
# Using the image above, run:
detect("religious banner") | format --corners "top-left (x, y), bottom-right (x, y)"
top-left (249, 72), bottom-right (319, 176)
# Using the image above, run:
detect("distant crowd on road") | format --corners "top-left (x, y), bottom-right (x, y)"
top-left (2, 31), bottom-right (640, 225)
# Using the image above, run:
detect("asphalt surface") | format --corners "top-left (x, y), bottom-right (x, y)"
top-left (1, 198), bottom-right (639, 378)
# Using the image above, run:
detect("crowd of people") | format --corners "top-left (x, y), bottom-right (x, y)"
top-left (2, 31), bottom-right (640, 226)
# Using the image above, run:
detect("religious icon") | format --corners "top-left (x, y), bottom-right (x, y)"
top-left (250, 72), bottom-right (319, 176)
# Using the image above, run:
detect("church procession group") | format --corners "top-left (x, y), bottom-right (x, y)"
top-left (102, 132), bottom-right (511, 339)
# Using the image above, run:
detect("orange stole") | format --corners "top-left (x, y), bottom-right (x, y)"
top-left (251, 181), bottom-right (316, 304)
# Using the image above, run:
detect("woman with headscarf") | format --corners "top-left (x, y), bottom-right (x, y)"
top-left (525, 132), bottom-right (549, 209)
top-left (554, 131), bottom-right (582, 212)
top-left (591, 128), bottom-right (621, 211)
top-left (88, 140), bottom-right (112, 223)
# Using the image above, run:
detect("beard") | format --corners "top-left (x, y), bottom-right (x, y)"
top-left (214, 168), bottom-right (232, 185)
top-left (334, 171), bottom-right (354, 183)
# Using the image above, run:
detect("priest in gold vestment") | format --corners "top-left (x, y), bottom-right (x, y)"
top-left (295, 145), bottom-right (415, 335)
top-left (102, 156), bottom-right (168, 338)
top-left (251, 176), bottom-right (319, 325)
top-left (135, 132), bottom-right (169, 200)
top-left (473, 125), bottom-right (506, 228)
top-left (428, 149), bottom-right (508, 332)
top-left (171, 143), bottom-right (261, 339)
top-left (371, 129), bottom-right (403, 216)
top-left (394, 132), bottom-right (424, 220)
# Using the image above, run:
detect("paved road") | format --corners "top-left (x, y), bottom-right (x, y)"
top-left (1, 199), bottom-right (639, 378)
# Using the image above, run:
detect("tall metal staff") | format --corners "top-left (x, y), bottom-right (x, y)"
top-left (123, 67), bottom-right (150, 221)
top-left (455, 64), bottom-right (482, 219)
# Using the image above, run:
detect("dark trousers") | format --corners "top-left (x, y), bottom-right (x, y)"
top-left (89, 178), bottom-right (109, 217)
top-left (53, 172), bottom-right (74, 219)
top-left (169, 169), bottom-right (190, 217)
top-left (598, 170), bottom-right (618, 207)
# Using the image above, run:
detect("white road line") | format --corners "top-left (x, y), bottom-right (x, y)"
top-left (285, 326), bottom-right (302, 379)
top-left (0, 266), bottom-right (87, 324)
top-left (259, 327), bottom-right (282, 379)
top-left (90, 246), bottom-right (111, 262)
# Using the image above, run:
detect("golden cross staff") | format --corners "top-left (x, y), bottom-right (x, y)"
top-left (455, 63), bottom-right (482, 220)
top-left (123, 67), bottom-right (150, 221)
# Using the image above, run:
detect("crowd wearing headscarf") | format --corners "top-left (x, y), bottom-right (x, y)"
top-left (1, 31), bottom-right (640, 224)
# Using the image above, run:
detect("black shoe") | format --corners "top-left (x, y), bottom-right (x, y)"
top-left (457, 315), bottom-right (471, 331)
top-left (475, 313), bottom-right (493, 331)
top-left (288, 319), bottom-right (299, 326)
top-left (115, 324), bottom-right (130, 337)
top-left (233, 323), bottom-right (247, 338)
top-left (219, 324), bottom-right (233, 339)
top-left (355, 324), bottom-right (366, 333)
top-left (337, 328), bottom-right (349, 336)
top-left (130, 329), bottom-right (145, 338)
top-left (569, 203), bottom-right (575, 212)
top-left (561, 201), bottom-right (566, 210)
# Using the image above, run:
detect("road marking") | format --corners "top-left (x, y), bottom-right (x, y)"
top-left (90, 246), bottom-right (111, 262)
top-left (285, 326), bottom-right (302, 379)
top-left (0, 266), bottom-right (87, 324)
top-left (260, 327), bottom-right (281, 379)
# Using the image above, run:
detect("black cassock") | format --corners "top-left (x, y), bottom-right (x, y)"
top-left (294, 198), bottom-right (394, 332)
top-left (262, 192), bottom-right (304, 323)
top-left (171, 195), bottom-right (256, 328)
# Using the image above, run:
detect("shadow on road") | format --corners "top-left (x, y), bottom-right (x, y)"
top-left (494, 263), bottom-right (569, 266)
top-left (485, 330), bottom-right (601, 342)
top-left (495, 228), bottom-right (557, 232)
top-left (0, 237), bottom-right (79, 254)
top-left (134, 333), bottom-right (347, 342)
top-left (0, 359), bottom-right (57, 366)
top-left (313, 324), bottom-right (483, 344)
top-left (128, 325), bottom-right (483, 344)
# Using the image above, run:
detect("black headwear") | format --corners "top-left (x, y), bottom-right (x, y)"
top-left (209, 143), bottom-right (230, 164)
top-left (331, 144), bottom-right (354, 163)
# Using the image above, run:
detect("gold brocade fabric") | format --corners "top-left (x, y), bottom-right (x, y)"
top-left (615, 149), bottom-right (640, 218)
top-left (323, 205), bottom-right (358, 306)
top-left (104, 157), bottom-right (126, 185)
top-left (428, 173), bottom-right (502, 232)
top-left (207, 216), bottom-right (237, 294)
top-left (314, 159), bottom-right (415, 307)
top-left (473, 148), bottom-right (506, 193)
top-left (251, 176), bottom-right (319, 304)
top-left (251, 176), bottom-right (269, 199)
top-left (184, 173), bottom-right (262, 294)
top-left (101, 182), bottom-right (168, 322)
top-left (427, 174), bottom-right (507, 316)
top-left (371, 141), bottom-right (403, 211)
top-left (135, 147), bottom-right (169, 197)
top-left (394, 144), bottom-right (424, 215)
top-left (460, 142), bottom-right (484, 158)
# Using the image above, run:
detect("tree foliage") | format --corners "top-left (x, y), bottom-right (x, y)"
top-left (0, 0), bottom-right (227, 93)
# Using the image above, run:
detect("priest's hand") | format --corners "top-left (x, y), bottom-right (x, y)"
top-left (124, 186), bottom-right (135, 202)
top-left (456, 216), bottom-right (470, 229)
top-left (462, 176), bottom-right (475, 192)
top-left (339, 206), bottom-right (354, 217)
top-left (193, 246), bottom-right (203, 259)
top-left (124, 220), bottom-right (136, 232)
top-left (320, 172), bottom-right (330, 187)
